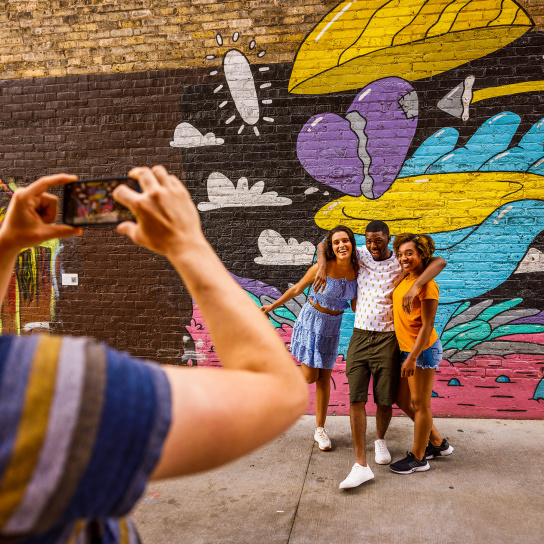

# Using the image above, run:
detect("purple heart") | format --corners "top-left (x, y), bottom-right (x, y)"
top-left (297, 77), bottom-right (418, 198)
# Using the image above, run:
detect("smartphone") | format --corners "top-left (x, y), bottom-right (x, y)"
top-left (63, 177), bottom-right (141, 226)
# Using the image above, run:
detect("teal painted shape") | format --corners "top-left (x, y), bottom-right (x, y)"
top-left (431, 390), bottom-right (438, 397)
top-left (435, 200), bottom-right (544, 303)
top-left (442, 321), bottom-right (491, 350)
top-left (448, 378), bottom-right (461, 386)
top-left (452, 301), bottom-right (470, 318)
top-left (480, 117), bottom-right (544, 172)
top-left (427, 112), bottom-right (520, 174)
top-left (477, 298), bottom-right (523, 321)
top-left (496, 375), bottom-right (510, 383)
top-left (533, 379), bottom-right (544, 401)
top-left (398, 128), bottom-right (459, 177)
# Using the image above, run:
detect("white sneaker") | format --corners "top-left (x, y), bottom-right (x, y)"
top-left (374, 439), bottom-right (391, 464)
top-left (339, 463), bottom-right (374, 489)
top-left (314, 427), bottom-right (331, 451)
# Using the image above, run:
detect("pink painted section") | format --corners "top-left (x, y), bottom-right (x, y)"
top-left (186, 302), bottom-right (544, 419)
top-left (494, 332), bottom-right (544, 343)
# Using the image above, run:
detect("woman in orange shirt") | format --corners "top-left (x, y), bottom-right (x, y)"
top-left (390, 233), bottom-right (453, 474)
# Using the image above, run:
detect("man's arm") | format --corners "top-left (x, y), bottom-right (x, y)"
top-left (114, 166), bottom-right (308, 479)
top-left (402, 256), bottom-right (446, 314)
top-left (313, 241), bottom-right (328, 292)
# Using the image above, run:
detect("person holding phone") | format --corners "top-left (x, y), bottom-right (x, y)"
top-left (261, 226), bottom-right (358, 451)
top-left (389, 233), bottom-right (453, 475)
top-left (0, 167), bottom-right (307, 543)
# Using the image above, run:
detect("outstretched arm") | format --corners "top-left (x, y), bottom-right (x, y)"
top-left (402, 256), bottom-right (446, 314)
top-left (313, 241), bottom-right (328, 292)
top-left (113, 166), bottom-right (308, 479)
top-left (261, 264), bottom-right (318, 314)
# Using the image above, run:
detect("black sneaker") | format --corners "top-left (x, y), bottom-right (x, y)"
top-left (425, 438), bottom-right (454, 460)
top-left (390, 452), bottom-right (430, 474)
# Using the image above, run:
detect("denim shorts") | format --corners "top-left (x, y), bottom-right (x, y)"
top-left (399, 339), bottom-right (443, 370)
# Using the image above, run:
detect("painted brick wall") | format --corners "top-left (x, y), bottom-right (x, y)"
top-left (1, 0), bottom-right (544, 418)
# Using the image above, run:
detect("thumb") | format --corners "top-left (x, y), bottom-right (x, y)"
top-left (42, 225), bottom-right (82, 241)
top-left (117, 221), bottom-right (139, 242)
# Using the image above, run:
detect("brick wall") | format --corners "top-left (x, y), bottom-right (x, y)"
top-left (1, 0), bottom-right (544, 417)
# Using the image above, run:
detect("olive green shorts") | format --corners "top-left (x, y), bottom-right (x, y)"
top-left (346, 329), bottom-right (400, 406)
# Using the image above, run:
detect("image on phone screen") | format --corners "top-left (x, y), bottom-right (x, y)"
top-left (63, 177), bottom-right (140, 226)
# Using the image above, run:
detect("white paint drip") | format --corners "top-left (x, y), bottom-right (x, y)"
top-left (214, 85), bottom-right (223, 93)
top-left (260, 82), bottom-right (271, 89)
top-left (254, 126), bottom-right (260, 136)
top-left (226, 115), bottom-right (235, 124)
top-left (216, 34), bottom-right (223, 46)
top-left (238, 124), bottom-right (245, 134)
top-left (442, 153), bottom-right (454, 162)
top-left (210, 70), bottom-right (218, 76)
top-left (258, 51), bottom-right (266, 57)
top-left (494, 205), bottom-right (513, 224)
top-left (262, 99), bottom-right (272, 104)
top-left (311, 117), bottom-right (323, 127)
top-left (263, 117), bottom-right (274, 122)
top-left (259, 67), bottom-right (270, 72)
top-left (219, 101), bottom-right (228, 108)
top-left (414, 178), bottom-right (429, 183)
top-left (233, 32), bottom-right (239, 42)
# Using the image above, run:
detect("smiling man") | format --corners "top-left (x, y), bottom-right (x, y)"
top-left (316, 220), bottom-right (446, 489)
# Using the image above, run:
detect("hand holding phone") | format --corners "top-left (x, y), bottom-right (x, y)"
top-left (63, 177), bottom-right (141, 226)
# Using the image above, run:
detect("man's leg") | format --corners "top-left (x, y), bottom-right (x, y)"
top-left (370, 332), bottom-right (400, 465)
top-left (340, 330), bottom-right (374, 489)
top-left (375, 403), bottom-right (392, 441)
top-left (350, 401), bottom-right (368, 466)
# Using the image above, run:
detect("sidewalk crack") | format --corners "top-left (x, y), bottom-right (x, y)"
top-left (286, 443), bottom-right (314, 543)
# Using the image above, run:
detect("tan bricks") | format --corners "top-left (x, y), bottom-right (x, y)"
top-left (0, 0), bottom-right (349, 79)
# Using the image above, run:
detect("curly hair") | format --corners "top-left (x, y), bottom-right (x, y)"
top-left (324, 225), bottom-right (359, 273)
top-left (393, 233), bottom-right (435, 268)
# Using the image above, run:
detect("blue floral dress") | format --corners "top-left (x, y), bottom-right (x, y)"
top-left (290, 277), bottom-right (357, 369)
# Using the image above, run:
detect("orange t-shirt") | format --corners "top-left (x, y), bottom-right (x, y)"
top-left (392, 277), bottom-right (439, 352)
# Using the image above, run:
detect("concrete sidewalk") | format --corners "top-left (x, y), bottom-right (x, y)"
top-left (132, 416), bottom-right (543, 544)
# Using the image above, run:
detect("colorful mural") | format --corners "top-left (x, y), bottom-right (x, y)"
top-left (0, 1), bottom-right (542, 417)
top-left (0, 182), bottom-right (59, 335)
top-left (181, 0), bottom-right (544, 418)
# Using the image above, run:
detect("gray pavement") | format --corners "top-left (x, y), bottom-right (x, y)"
top-left (132, 416), bottom-right (544, 544)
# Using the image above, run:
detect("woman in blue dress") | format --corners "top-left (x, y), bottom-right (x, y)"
top-left (261, 226), bottom-right (358, 451)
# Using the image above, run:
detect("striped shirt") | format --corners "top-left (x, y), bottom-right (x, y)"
top-left (0, 334), bottom-right (171, 544)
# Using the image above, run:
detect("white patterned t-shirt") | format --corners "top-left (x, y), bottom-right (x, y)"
top-left (354, 246), bottom-right (404, 332)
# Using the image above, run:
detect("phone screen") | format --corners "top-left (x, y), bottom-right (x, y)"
top-left (63, 177), bottom-right (140, 226)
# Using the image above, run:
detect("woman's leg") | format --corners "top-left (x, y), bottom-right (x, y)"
top-left (300, 363), bottom-right (319, 384)
top-left (315, 369), bottom-right (333, 428)
top-left (397, 374), bottom-right (443, 447)
top-left (407, 367), bottom-right (436, 460)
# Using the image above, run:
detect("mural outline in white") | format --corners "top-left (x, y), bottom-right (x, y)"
top-left (198, 172), bottom-right (292, 211)
top-left (255, 230), bottom-right (316, 266)
top-left (170, 122), bottom-right (224, 148)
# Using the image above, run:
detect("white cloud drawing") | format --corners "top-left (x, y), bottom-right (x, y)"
top-left (255, 230), bottom-right (315, 266)
top-left (198, 173), bottom-right (292, 211)
top-left (514, 248), bottom-right (544, 274)
top-left (170, 122), bottom-right (224, 148)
